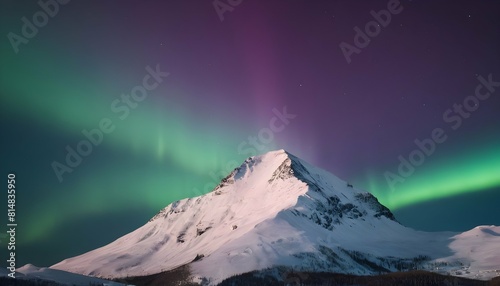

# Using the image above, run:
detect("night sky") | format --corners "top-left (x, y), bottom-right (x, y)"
top-left (1, 0), bottom-right (499, 268)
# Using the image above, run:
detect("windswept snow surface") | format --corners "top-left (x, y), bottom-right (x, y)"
top-left (51, 150), bottom-right (500, 284)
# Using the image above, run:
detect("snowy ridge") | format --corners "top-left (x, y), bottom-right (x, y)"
top-left (49, 149), bottom-right (500, 285)
top-left (1, 264), bottom-right (124, 286)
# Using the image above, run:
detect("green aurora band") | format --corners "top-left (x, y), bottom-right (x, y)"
top-left (360, 143), bottom-right (500, 210)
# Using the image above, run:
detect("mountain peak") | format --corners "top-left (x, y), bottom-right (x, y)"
top-left (51, 150), bottom-right (500, 284)
top-left (52, 149), bottom-right (403, 282)
top-left (213, 149), bottom-right (295, 191)
top-left (48, 150), bottom-right (500, 284)
top-left (215, 149), bottom-right (329, 191)
top-left (50, 149), bottom-right (500, 284)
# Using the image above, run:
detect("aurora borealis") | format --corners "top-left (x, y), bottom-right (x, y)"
top-left (1, 0), bottom-right (499, 267)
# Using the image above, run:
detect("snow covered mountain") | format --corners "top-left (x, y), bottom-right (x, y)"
top-left (50, 149), bottom-right (500, 285)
